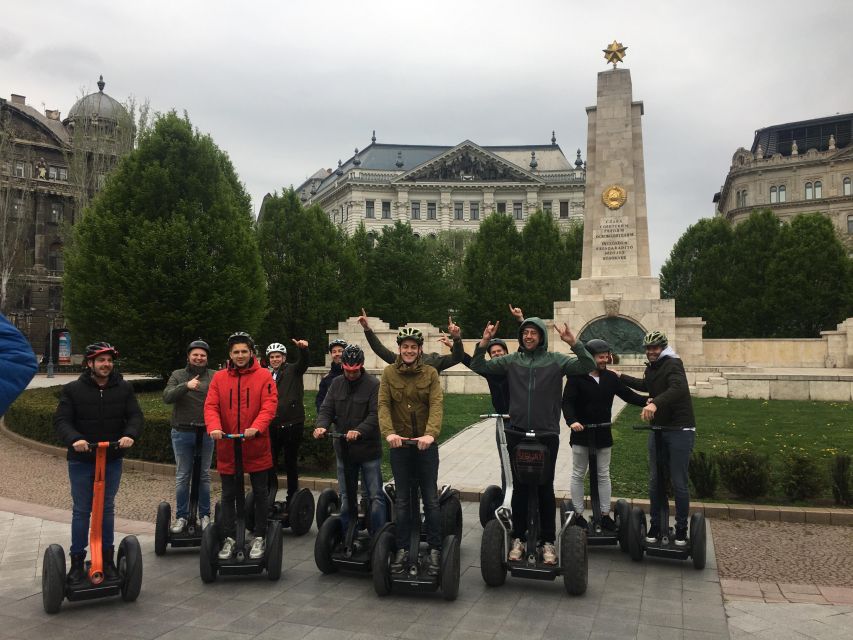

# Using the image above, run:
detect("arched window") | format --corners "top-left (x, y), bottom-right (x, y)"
top-left (814, 181), bottom-right (822, 198)
top-left (48, 243), bottom-right (63, 273)
top-left (779, 185), bottom-right (786, 202)
top-left (844, 177), bottom-right (852, 196)
top-left (742, 189), bottom-right (748, 207)
top-left (770, 186), bottom-right (777, 203)
top-left (805, 182), bottom-right (813, 200)
top-left (735, 190), bottom-right (742, 208)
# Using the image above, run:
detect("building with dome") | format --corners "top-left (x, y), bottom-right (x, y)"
top-left (1, 76), bottom-right (134, 358)
top-left (294, 132), bottom-right (586, 238)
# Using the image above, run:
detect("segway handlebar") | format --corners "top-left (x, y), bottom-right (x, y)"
top-left (176, 422), bottom-right (206, 429)
top-left (222, 433), bottom-right (247, 440)
top-left (631, 425), bottom-right (693, 431)
top-left (401, 438), bottom-right (421, 447)
top-left (479, 413), bottom-right (511, 419)
top-left (503, 426), bottom-right (558, 440)
top-left (581, 422), bottom-right (612, 429)
top-left (86, 441), bottom-right (121, 450)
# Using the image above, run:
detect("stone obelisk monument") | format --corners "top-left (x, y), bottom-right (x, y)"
top-left (554, 42), bottom-right (682, 357)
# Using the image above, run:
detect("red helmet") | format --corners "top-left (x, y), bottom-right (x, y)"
top-left (85, 342), bottom-right (118, 360)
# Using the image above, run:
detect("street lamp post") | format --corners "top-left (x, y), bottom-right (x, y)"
top-left (47, 315), bottom-right (55, 378)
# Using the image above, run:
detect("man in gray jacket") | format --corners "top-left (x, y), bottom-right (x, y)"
top-left (163, 339), bottom-right (217, 533)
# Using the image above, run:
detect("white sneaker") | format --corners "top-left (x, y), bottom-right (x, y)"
top-left (542, 542), bottom-right (557, 565)
top-left (218, 537), bottom-right (236, 560)
top-left (508, 538), bottom-right (524, 561)
top-left (170, 517), bottom-right (187, 534)
top-left (200, 516), bottom-right (210, 530)
top-left (249, 536), bottom-right (265, 560)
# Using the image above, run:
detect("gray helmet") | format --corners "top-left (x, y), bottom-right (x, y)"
top-left (585, 339), bottom-right (611, 355)
top-left (227, 331), bottom-right (255, 350)
top-left (328, 338), bottom-right (348, 353)
top-left (187, 339), bottom-right (210, 355)
top-left (487, 338), bottom-right (508, 353)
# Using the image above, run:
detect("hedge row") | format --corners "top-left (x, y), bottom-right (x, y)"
top-left (4, 382), bottom-right (336, 474)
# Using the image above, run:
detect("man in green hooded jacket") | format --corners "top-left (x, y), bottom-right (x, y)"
top-left (470, 317), bottom-right (594, 565)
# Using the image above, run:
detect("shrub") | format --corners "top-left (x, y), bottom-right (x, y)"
top-left (831, 453), bottom-right (852, 506)
top-left (778, 450), bottom-right (824, 502)
top-left (716, 449), bottom-right (771, 499)
top-left (689, 450), bottom-right (718, 499)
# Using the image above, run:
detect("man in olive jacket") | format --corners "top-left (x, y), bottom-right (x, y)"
top-left (378, 327), bottom-right (443, 575)
top-left (470, 317), bottom-right (594, 565)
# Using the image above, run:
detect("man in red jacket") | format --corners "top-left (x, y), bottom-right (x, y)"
top-left (204, 332), bottom-right (278, 561)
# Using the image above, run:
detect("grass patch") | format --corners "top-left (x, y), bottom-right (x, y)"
top-left (609, 397), bottom-right (852, 505)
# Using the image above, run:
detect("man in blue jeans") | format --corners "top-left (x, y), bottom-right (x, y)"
top-left (163, 339), bottom-right (216, 533)
top-left (313, 344), bottom-right (385, 534)
top-left (54, 342), bottom-right (143, 585)
top-left (617, 331), bottom-right (696, 546)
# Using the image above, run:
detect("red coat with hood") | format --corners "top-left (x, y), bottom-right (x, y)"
top-left (204, 358), bottom-right (278, 474)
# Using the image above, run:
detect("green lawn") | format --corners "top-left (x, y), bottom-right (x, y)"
top-left (609, 397), bottom-right (852, 504)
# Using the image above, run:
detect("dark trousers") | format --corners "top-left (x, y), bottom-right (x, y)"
top-left (220, 470), bottom-right (269, 539)
top-left (506, 432), bottom-right (559, 544)
top-left (647, 430), bottom-right (695, 529)
top-left (68, 458), bottom-right (122, 555)
top-left (270, 422), bottom-right (304, 501)
top-left (390, 444), bottom-right (441, 551)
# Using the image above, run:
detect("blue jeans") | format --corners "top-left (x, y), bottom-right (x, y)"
top-left (68, 458), bottom-right (123, 555)
top-left (336, 456), bottom-right (385, 534)
top-left (390, 444), bottom-right (441, 551)
top-left (648, 430), bottom-right (695, 529)
top-left (171, 429), bottom-right (214, 519)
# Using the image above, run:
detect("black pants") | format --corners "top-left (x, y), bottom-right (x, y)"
top-left (506, 432), bottom-right (559, 544)
top-left (270, 422), bottom-right (304, 501)
top-left (220, 470), bottom-right (268, 539)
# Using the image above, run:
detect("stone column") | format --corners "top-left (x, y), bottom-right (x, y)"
top-left (440, 189), bottom-right (451, 231)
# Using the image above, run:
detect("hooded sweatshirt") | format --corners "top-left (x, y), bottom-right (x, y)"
top-left (469, 317), bottom-right (595, 434)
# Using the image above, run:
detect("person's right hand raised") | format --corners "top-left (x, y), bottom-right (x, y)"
top-left (479, 320), bottom-right (500, 346)
top-left (357, 307), bottom-right (371, 331)
top-left (508, 304), bottom-right (524, 322)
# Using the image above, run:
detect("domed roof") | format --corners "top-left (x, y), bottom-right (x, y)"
top-left (66, 75), bottom-right (127, 122)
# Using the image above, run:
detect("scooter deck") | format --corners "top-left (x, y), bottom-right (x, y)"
top-left (587, 532), bottom-right (619, 546)
top-left (331, 533), bottom-right (373, 571)
top-left (217, 558), bottom-right (266, 576)
top-left (169, 533), bottom-right (203, 548)
top-left (391, 568), bottom-right (440, 592)
top-left (65, 576), bottom-right (122, 601)
top-left (508, 560), bottom-right (560, 581)
top-left (644, 540), bottom-right (692, 560)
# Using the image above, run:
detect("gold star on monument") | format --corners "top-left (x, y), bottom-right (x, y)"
top-left (603, 40), bottom-right (627, 68)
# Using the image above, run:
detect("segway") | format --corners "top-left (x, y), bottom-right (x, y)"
top-left (314, 431), bottom-right (393, 574)
top-left (245, 470), bottom-right (315, 536)
top-left (561, 422), bottom-right (630, 552)
top-left (372, 439), bottom-right (461, 600)
top-left (479, 423), bottom-right (588, 595)
top-left (479, 414), bottom-right (511, 527)
top-left (200, 433), bottom-right (283, 582)
top-left (155, 422), bottom-right (208, 555)
top-left (628, 425), bottom-right (706, 570)
top-left (42, 442), bottom-right (143, 614)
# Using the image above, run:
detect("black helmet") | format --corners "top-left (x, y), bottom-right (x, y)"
top-left (187, 339), bottom-right (210, 355)
top-left (85, 341), bottom-right (118, 360)
top-left (642, 331), bottom-right (668, 348)
top-left (341, 344), bottom-right (365, 370)
top-left (585, 339), bottom-right (611, 355)
top-left (487, 338), bottom-right (508, 353)
top-left (328, 338), bottom-right (348, 353)
top-left (227, 331), bottom-right (255, 350)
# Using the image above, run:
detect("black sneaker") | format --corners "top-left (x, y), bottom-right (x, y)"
top-left (428, 548), bottom-right (441, 576)
top-left (573, 513), bottom-right (588, 528)
top-left (600, 514), bottom-right (617, 532)
top-left (645, 524), bottom-right (660, 543)
top-left (102, 546), bottom-right (118, 581)
top-left (675, 526), bottom-right (688, 547)
top-left (391, 549), bottom-right (408, 573)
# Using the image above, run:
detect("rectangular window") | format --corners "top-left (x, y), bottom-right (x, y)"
top-left (48, 287), bottom-right (62, 311)
top-left (365, 200), bottom-right (375, 218)
top-left (58, 167), bottom-right (68, 181)
top-left (560, 201), bottom-right (569, 218)
top-left (470, 202), bottom-right (480, 220)
top-left (497, 202), bottom-right (506, 214)
top-left (427, 202), bottom-right (437, 220)
top-left (454, 202), bottom-right (464, 220)
top-left (848, 215), bottom-right (853, 234)
top-left (513, 202), bottom-right (523, 220)
top-left (48, 166), bottom-right (58, 180)
top-left (14, 162), bottom-right (25, 178)
top-left (814, 181), bottom-right (822, 199)
top-left (543, 201), bottom-right (552, 215)
top-left (844, 178), bottom-right (852, 196)
top-left (770, 187), bottom-right (777, 204)
top-left (382, 201), bottom-right (391, 219)
top-left (50, 203), bottom-right (63, 224)
top-left (805, 183), bottom-right (813, 200)
top-left (779, 185), bottom-right (786, 202)
top-left (411, 201), bottom-right (420, 219)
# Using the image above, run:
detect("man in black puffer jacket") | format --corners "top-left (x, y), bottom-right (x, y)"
top-left (313, 344), bottom-right (384, 534)
top-left (53, 342), bottom-right (143, 586)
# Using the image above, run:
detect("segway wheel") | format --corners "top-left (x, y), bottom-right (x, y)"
top-left (265, 520), bottom-right (284, 581)
top-left (440, 535), bottom-right (461, 601)
top-left (315, 515), bottom-right (342, 574)
top-left (560, 524), bottom-right (588, 596)
top-left (371, 529), bottom-right (394, 596)
top-left (480, 519), bottom-right (507, 587)
top-left (41, 544), bottom-right (66, 614)
top-left (690, 512), bottom-right (707, 570)
top-left (200, 522), bottom-right (219, 583)
top-left (289, 489), bottom-right (316, 536)
top-left (440, 494), bottom-right (463, 539)
top-left (316, 488), bottom-right (340, 530)
top-left (478, 485), bottom-right (504, 527)
top-left (244, 491), bottom-right (256, 533)
top-left (615, 499), bottom-right (630, 553)
top-left (155, 501), bottom-right (171, 556)
top-left (118, 535), bottom-right (143, 602)
top-left (628, 507), bottom-right (646, 562)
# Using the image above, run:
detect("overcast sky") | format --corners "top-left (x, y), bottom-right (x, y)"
top-left (3, 0), bottom-right (851, 274)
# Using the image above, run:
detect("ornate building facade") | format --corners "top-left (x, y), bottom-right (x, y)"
top-left (296, 133), bottom-right (586, 237)
top-left (0, 77), bottom-right (132, 357)
top-left (714, 113), bottom-right (853, 240)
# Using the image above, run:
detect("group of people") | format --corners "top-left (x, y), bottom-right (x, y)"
top-left (49, 304), bottom-right (696, 585)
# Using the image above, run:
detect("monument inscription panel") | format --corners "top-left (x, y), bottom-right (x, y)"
top-left (592, 215), bottom-right (636, 262)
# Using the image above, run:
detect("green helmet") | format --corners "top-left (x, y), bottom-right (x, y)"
top-left (396, 327), bottom-right (424, 346)
top-left (642, 331), bottom-right (668, 348)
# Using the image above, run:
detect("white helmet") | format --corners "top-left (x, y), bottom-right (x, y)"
top-left (266, 342), bottom-right (287, 356)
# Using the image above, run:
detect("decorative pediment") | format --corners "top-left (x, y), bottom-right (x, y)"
top-left (394, 141), bottom-right (542, 184)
